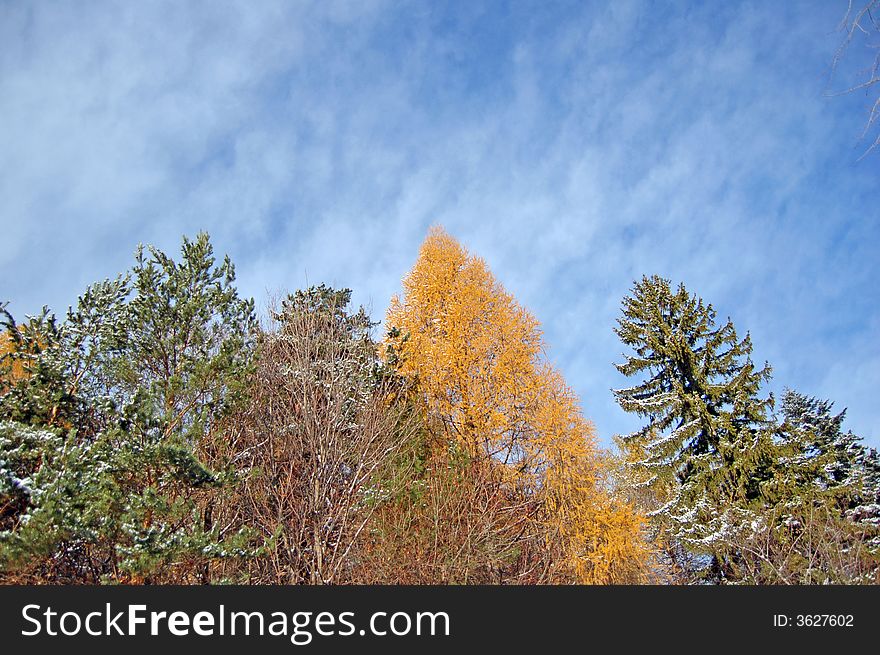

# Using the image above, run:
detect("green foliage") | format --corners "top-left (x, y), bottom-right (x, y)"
top-left (613, 275), bottom-right (779, 581)
top-left (0, 233), bottom-right (257, 583)
top-left (613, 275), bottom-right (774, 467)
top-left (769, 390), bottom-right (880, 581)
top-left (778, 389), bottom-right (880, 511)
top-left (0, 307), bottom-right (75, 428)
top-left (614, 276), bottom-right (880, 584)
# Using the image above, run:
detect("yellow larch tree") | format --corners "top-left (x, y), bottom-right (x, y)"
top-left (385, 226), bottom-right (648, 583)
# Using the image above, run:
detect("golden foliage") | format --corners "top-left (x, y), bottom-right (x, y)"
top-left (387, 226), bottom-right (542, 461)
top-left (0, 330), bottom-right (29, 387)
top-left (385, 226), bottom-right (649, 583)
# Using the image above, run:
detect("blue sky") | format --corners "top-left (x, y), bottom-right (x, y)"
top-left (1, 1), bottom-right (878, 446)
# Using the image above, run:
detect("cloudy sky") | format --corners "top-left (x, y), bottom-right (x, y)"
top-left (2, 1), bottom-right (878, 446)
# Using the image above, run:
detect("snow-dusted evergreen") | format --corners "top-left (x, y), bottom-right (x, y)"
top-left (780, 390), bottom-right (880, 530)
top-left (613, 275), bottom-right (777, 581)
top-left (613, 276), bottom-right (880, 583)
top-left (0, 234), bottom-right (257, 582)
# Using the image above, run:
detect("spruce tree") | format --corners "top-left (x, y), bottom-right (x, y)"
top-left (716, 389), bottom-right (880, 583)
top-left (613, 275), bottom-right (776, 580)
top-left (780, 389), bottom-right (880, 525)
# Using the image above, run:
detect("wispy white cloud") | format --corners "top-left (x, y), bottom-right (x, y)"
top-left (1, 1), bottom-right (877, 445)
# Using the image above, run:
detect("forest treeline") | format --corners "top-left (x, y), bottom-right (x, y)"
top-left (1, 228), bottom-right (878, 584)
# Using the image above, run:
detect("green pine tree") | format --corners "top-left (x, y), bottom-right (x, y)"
top-left (0, 233), bottom-right (258, 583)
